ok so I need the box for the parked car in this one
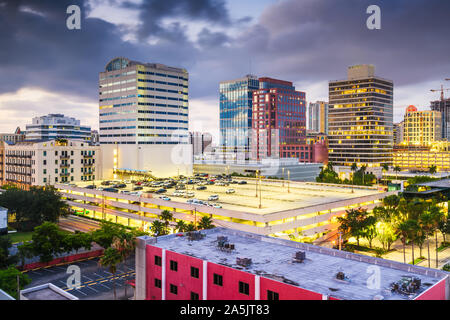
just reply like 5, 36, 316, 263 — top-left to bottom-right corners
238, 180, 247, 185
85, 185, 96, 189
155, 188, 167, 194
159, 196, 171, 201
121, 190, 132, 195
208, 194, 219, 201
103, 188, 119, 193
212, 204, 222, 209
101, 181, 111, 186
226, 189, 235, 194
184, 192, 195, 198
196, 186, 207, 190
133, 186, 143, 191
176, 184, 186, 190
113, 183, 127, 189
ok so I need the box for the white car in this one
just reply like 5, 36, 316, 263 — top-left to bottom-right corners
121, 190, 132, 195
159, 196, 171, 201
208, 194, 219, 201
129, 191, 143, 196
212, 204, 222, 209
226, 189, 235, 194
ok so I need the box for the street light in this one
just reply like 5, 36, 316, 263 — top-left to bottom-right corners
282, 167, 285, 187
255, 169, 259, 197
258, 175, 262, 209
287, 170, 290, 193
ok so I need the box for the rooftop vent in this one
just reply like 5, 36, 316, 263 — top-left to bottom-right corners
390, 276, 421, 295
336, 272, 346, 281
216, 236, 235, 253
293, 251, 306, 263
186, 231, 204, 241
236, 257, 252, 268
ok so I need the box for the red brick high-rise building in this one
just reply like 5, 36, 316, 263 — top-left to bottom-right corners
251, 77, 316, 162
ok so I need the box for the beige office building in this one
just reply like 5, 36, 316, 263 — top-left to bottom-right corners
2, 139, 100, 189
402, 105, 442, 146
328, 65, 393, 167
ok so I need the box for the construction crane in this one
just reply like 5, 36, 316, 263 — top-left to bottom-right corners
430, 84, 450, 101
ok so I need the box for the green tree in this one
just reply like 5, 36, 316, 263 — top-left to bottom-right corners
381, 163, 390, 184
396, 220, 410, 264
350, 163, 358, 191
429, 165, 437, 175
26, 222, 67, 263
99, 247, 122, 300
198, 216, 215, 230
176, 220, 187, 233
437, 216, 450, 244
376, 222, 397, 251
91, 220, 127, 249
159, 210, 173, 234
361, 216, 377, 248
419, 212, 435, 268
0, 266, 31, 299
185, 222, 197, 232
337, 208, 371, 246
0, 236, 18, 269
150, 220, 167, 237
0, 186, 70, 232
393, 166, 401, 180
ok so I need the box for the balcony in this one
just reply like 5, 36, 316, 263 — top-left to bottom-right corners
60, 163, 70, 168
83, 154, 93, 158
60, 172, 70, 177
82, 162, 94, 167
60, 155, 70, 160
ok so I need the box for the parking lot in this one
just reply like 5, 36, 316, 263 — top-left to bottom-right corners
74, 173, 379, 215
23, 256, 135, 300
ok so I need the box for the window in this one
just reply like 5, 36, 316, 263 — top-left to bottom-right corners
43, 169, 47, 175
43, 160, 46, 165
190, 292, 199, 300
71, 151, 74, 156
267, 290, 279, 300
213, 274, 223, 286
190, 266, 199, 279
154, 278, 161, 288
43, 151, 47, 156
154, 255, 162, 266
170, 284, 177, 295
170, 260, 178, 271
239, 281, 249, 295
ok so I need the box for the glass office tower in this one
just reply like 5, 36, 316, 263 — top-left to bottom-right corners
219, 75, 259, 159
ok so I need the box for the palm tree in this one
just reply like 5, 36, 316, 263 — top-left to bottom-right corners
360, 165, 367, 185
198, 216, 214, 230
176, 220, 187, 233
151, 220, 166, 237
99, 247, 122, 300
350, 163, 358, 192
396, 221, 409, 264
430, 204, 445, 268
429, 165, 437, 175
393, 166, 401, 180
160, 209, 173, 234
419, 212, 434, 268
381, 163, 390, 185
406, 219, 419, 264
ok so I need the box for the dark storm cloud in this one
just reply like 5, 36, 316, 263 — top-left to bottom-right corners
197, 28, 230, 48
0, 0, 200, 98
242, 0, 450, 86
1, 0, 450, 109
121, 0, 231, 41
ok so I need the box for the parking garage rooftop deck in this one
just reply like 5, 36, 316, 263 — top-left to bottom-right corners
144, 228, 449, 300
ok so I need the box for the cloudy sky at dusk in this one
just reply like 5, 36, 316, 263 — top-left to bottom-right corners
1, 0, 450, 142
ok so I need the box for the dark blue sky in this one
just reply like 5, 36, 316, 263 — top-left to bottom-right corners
0, 0, 449, 138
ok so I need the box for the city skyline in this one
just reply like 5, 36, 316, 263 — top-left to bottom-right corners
0, 0, 450, 139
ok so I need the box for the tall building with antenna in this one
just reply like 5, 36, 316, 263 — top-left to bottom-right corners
430, 81, 450, 139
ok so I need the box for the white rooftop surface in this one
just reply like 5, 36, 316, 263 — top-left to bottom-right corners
149, 228, 447, 300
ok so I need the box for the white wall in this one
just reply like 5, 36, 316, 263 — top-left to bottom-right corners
101, 144, 193, 179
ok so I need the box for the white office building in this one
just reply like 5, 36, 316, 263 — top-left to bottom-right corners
99, 57, 192, 178
25, 114, 91, 142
